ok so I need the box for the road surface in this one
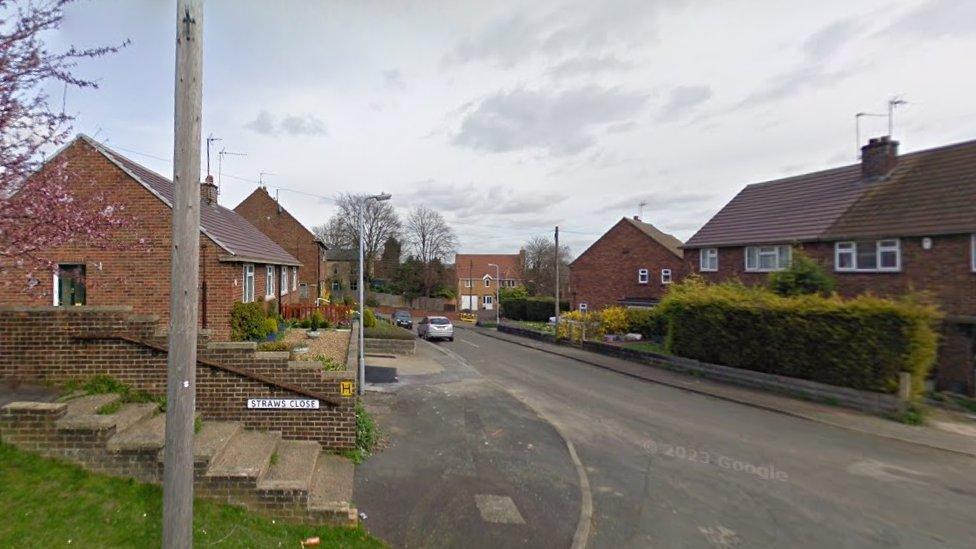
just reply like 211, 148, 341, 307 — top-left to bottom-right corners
441, 326, 976, 548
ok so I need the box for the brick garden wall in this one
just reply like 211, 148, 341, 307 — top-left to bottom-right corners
0, 306, 356, 449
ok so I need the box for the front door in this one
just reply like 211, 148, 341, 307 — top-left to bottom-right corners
483, 295, 493, 310
56, 264, 86, 306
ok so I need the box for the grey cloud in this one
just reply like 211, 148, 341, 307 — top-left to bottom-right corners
657, 85, 712, 122
606, 121, 638, 134
546, 55, 634, 80
738, 17, 860, 109
453, 86, 647, 156
244, 111, 327, 136
243, 110, 276, 135
445, 0, 668, 68
401, 181, 567, 220
881, 0, 976, 39
382, 69, 405, 91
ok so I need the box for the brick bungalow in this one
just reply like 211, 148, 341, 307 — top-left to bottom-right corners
569, 216, 685, 311
234, 186, 328, 303
0, 135, 301, 339
455, 253, 522, 311
683, 136, 976, 394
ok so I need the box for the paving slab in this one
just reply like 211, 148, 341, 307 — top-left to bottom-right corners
309, 453, 355, 509
206, 430, 281, 479
107, 412, 167, 452
192, 421, 243, 463
258, 439, 321, 491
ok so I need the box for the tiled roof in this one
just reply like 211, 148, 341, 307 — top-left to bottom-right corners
825, 140, 976, 239
624, 217, 684, 257
78, 135, 300, 266
684, 137, 976, 248
454, 253, 521, 280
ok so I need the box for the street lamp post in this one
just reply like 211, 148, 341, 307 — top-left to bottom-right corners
358, 192, 391, 396
487, 263, 500, 325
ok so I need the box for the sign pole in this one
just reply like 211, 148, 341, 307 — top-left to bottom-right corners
163, 1, 203, 547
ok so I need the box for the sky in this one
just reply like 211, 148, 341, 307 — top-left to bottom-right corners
51, 0, 976, 258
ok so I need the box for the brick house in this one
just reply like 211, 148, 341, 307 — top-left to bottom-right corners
683, 136, 976, 394
455, 253, 522, 311
0, 135, 301, 340
569, 216, 685, 311
234, 186, 328, 303
324, 248, 358, 303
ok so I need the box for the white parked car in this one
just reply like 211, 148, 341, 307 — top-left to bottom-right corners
418, 316, 454, 341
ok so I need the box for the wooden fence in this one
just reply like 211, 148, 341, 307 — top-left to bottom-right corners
281, 303, 354, 324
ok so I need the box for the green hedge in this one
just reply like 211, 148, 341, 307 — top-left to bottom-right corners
363, 322, 414, 340
501, 297, 569, 321
625, 308, 668, 341
658, 281, 939, 395
231, 302, 269, 341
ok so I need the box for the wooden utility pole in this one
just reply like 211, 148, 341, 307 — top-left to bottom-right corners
163, 1, 203, 547
554, 226, 560, 339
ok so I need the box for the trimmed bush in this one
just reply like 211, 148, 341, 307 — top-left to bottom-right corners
600, 306, 629, 334
625, 308, 668, 340
230, 302, 267, 341
502, 297, 569, 321
658, 279, 940, 395
768, 250, 836, 296
363, 323, 414, 340
309, 311, 325, 332
363, 308, 377, 328
260, 317, 279, 339
257, 341, 290, 352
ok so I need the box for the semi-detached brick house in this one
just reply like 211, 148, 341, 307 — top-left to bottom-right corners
233, 186, 328, 303
455, 253, 522, 311
0, 135, 301, 340
682, 136, 976, 395
569, 216, 685, 311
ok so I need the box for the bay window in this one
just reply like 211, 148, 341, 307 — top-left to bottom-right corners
834, 239, 900, 272
745, 245, 791, 272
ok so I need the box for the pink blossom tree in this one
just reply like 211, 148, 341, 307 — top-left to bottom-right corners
0, 0, 129, 288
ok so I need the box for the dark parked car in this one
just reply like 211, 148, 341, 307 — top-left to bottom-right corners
392, 310, 413, 330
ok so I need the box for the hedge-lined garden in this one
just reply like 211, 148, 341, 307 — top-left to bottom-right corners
657, 278, 940, 396
500, 297, 570, 321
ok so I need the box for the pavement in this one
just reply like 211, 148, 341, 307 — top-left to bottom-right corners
361, 325, 976, 548
354, 339, 581, 548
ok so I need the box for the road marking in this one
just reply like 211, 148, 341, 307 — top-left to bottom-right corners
475, 494, 525, 524
460, 339, 480, 348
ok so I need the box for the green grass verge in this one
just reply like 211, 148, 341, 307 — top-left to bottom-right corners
621, 341, 669, 355
363, 322, 414, 340
512, 321, 553, 334
342, 400, 379, 465
65, 375, 167, 414
0, 442, 384, 548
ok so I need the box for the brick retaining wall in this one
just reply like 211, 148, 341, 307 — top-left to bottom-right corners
0, 306, 356, 449
364, 337, 415, 355
497, 323, 904, 414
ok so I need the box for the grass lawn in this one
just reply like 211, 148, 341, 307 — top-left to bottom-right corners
0, 442, 385, 548
512, 320, 553, 334
621, 340, 669, 355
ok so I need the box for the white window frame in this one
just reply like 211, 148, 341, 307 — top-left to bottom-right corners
484, 276, 492, 288
661, 269, 672, 284
483, 295, 493, 305
464, 279, 471, 288
266, 265, 275, 297
579, 302, 588, 312
280, 267, 289, 295
292, 267, 298, 291
243, 264, 255, 303
833, 239, 901, 272
638, 268, 649, 284
700, 248, 718, 272
745, 245, 792, 272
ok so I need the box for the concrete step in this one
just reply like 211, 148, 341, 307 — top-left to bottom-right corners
307, 453, 355, 511
205, 430, 281, 480
107, 411, 166, 452
192, 421, 242, 465
109, 403, 159, 432
257, 440, 321, 492
56, 394, 122, 430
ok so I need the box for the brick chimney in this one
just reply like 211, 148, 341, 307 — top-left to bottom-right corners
861, 136, 898, 181
201, 175, 218, 205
